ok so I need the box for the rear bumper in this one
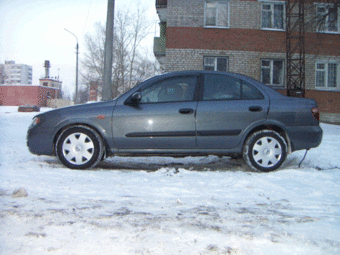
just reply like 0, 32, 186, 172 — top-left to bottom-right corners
288, 125, 323, 152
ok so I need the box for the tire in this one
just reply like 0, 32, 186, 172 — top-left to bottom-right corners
56, 126, 104, 169
243, 130, 287, 172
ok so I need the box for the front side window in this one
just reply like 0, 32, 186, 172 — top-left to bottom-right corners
262, 2, 285, 30
316, 5, 339, 33
204, 1, 229, 28
204, 57, 228, 72
203, 74, 264, 101
140, 76, 197, 103
261, 59, 284, 86
316, 62, 338, 89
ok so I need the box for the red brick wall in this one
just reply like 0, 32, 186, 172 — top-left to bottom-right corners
0, 86, 60, 107
166, 27, 340, 56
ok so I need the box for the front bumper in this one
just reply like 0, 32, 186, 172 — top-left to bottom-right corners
27, 126, 55, 156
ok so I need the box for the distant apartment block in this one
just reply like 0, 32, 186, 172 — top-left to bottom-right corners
0, 60, 33, 85
154, 0, 340, 122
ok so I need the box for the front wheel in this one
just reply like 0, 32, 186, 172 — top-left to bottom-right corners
243, 130, 287, 172
55, 126, 104, 169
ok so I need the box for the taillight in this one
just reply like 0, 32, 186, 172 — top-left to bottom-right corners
311, 107, 320, 121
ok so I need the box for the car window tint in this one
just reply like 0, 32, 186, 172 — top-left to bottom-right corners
140, 76, 197, 103
241, 81, 264, 100
204, 74, 241, 101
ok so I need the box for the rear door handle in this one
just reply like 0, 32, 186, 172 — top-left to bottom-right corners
179, 108, 194, 114
249, 106, 262, 112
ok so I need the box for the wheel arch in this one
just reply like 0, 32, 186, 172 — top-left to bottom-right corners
243, 123, 292, 154
52, 123, 111, 157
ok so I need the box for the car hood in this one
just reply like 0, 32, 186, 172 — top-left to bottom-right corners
34, 100, 117, 120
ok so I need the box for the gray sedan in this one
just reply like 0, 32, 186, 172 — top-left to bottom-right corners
27, 71, 322, 172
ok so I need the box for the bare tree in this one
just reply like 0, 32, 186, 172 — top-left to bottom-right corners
296, 0, 340, 59
78, 85, 90, 104
113, 10, 131, 95
134, 50, 161, 83
127, 4, 154, 90
81, 6, 160, 101
0, 65, 5, 84
304, 0, 340, 32
82, 22, 105, 92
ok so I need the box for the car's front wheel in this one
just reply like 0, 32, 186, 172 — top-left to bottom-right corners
55, 126, 104, 169
243, 130, 287, 172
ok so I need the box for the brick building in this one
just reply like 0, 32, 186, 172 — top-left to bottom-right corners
0, 59, 64, 107
88, 81, 102, 102
0, 85, 60, 107
154, 0, 340, 123
39, 78, 62, 91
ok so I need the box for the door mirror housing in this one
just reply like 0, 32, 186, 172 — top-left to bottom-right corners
129, 92, 142, 105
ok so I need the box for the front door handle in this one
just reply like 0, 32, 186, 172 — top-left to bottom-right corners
249, 106, 262, 112
179, 108, 194, 114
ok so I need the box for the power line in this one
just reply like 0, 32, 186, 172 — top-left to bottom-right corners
82, 0, 93, 36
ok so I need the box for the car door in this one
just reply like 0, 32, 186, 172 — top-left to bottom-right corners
112, 75, 198, 150
196, 73, 269, 149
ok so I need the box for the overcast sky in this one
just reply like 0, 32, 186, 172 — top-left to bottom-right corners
0, 0, 158, 97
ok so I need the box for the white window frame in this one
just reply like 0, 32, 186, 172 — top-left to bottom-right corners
203, 56, 228, 72
261, 59, 285, 87
261, 1, 285, 31
315, 4, 340, 34
204, 0, 230, 28
315, 62, 339, 90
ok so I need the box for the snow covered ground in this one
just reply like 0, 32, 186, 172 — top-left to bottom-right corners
0, 106, 339, 255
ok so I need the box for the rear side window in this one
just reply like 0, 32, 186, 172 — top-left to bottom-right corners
140, 76, 197, 103
242, 81, 264, 100
203, 74, 264, 101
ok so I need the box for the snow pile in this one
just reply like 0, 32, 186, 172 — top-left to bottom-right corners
0, 106, 339, 254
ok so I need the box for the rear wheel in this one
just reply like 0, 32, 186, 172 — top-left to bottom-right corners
56, 126, 104, 169
243, 130, 287, 172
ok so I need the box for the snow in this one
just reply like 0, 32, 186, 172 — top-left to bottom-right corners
0, 106, 339, 255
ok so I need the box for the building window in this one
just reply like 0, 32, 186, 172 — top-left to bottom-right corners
316, 5, 339, 33
316, 62, 338, 89
204, 57, 228, 72
204, 1, 229, 28
261, 2, 285, 30
261, 59, 284, 86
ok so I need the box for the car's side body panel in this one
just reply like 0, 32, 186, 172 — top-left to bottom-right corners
196, 99, 269, 149
267, 96, 322, 151
112, 100, 198, 149
27, 101, 117, 156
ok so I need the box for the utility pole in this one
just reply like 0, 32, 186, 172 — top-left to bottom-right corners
64, 28, 79, 104
102, 0, 115, 101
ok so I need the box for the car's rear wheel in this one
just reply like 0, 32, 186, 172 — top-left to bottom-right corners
56, 126, 104, 169
243, 130, 287, 172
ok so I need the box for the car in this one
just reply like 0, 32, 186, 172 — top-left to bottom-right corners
27, 71, 323, 172
18, 105, 40, 112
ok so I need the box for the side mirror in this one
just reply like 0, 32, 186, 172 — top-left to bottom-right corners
130, 92, 142, 104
